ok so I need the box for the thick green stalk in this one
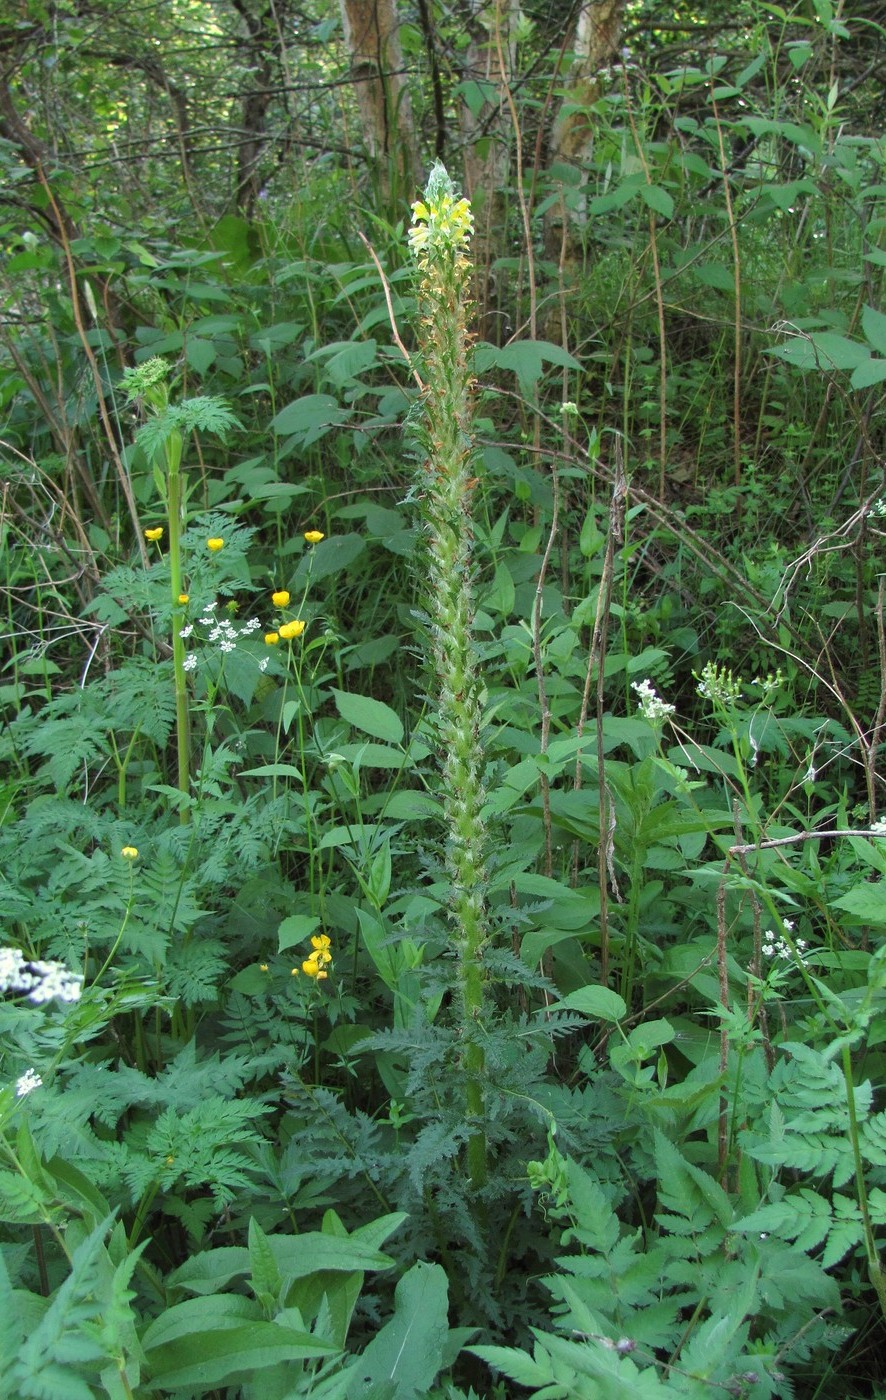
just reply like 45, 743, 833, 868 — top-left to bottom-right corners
409, 164, 489, 1188
165, 428, 191, 820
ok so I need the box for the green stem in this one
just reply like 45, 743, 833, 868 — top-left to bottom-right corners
165, 430, 191, 821
410, 165, 490, 1190
841, 1042, 886, 1319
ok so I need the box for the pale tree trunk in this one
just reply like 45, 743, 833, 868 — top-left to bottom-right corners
550, 0, 624, 168
458, 0, 522, 341
339, 0, 417, 198
541, 0, 625, 343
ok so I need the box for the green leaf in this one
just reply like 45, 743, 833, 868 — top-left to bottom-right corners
640, 184, 674, 219
475, 340, 580, 394
332, 689, 404, 744
170, 1234, 395, 1295
270, 393, 348, 445
145, 1319, 335, 1387
832, 883, 886, 923
350, 1261, 449, 1399
850, 358, 886, 389
862, 304, 886, 355
555, 986, 627, 1022
468, 1344, 555, 1389
248, 1217, 283, 1306
770, 331, 869, 373
278, 914, 322, 953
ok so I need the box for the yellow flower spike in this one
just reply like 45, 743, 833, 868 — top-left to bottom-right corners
304, 530, 325, 544
264, 632, 280, 645
272, 589, 291, 608
279, 619, 306, 641
178, 593, 189, 605
121, 845, 139, 860
207, 537, 225, 552
144, 527, 164, 542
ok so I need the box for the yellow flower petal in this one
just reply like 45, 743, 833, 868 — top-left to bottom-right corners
264, 632, 280, 645
178, 593, 189, 605
144, 527, 164, 541
279, 619, 306, 640
272, 589, 290, 608
121, 845, 139, 860
304, 530, 325, 544
207, 537, 225, 552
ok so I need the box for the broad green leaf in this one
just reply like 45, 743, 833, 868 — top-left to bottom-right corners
248, 1217, 283, 1305
351, 1261, 449, 1399
832, 884, 886, 923
862, 304, 886, 355
640, 183, 674, 218
332, 689, 404, 744
475, 340, 580, 393
270, 393, 348, 444
145, 1320, 335, 1387
278, 914, 322, 953
556, 986, 627, 1022
850, 358, 886, 389
294, 532, 365, 582
169, 1235, 395, 1296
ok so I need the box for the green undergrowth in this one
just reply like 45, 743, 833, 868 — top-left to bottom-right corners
2, 5, 886, 1397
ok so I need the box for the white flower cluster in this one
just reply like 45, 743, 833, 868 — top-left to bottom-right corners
870, 498, 886, 517
179, 602, 264, 673
870, 818, 886, 836
631, 678, 676, 723
0, 947, 83, 1004
16, 1068, 42, 1098
762, 921, 808, 964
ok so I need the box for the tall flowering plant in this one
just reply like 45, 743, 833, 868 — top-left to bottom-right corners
408, 164, 490, 1188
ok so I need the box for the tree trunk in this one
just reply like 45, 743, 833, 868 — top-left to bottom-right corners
338, 0, 417, 199
550, 0, 625, 170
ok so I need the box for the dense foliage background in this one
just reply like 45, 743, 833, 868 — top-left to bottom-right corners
2, 0, 886, 1396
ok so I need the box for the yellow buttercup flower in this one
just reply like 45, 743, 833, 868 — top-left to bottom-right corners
304, 530, 325, 544
264, 631, 280, 645
272, 589, 290, 608
279, 619, 306, 640
144, 527, 164, 542
178, 593, 189, 605
259, 963, 269, 972
121, 845, 139, 860
207, 537, 225, 552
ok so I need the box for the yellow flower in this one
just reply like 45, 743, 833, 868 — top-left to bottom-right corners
178, 593, 189, 605
408, 166, 473, 265
144, 527, 164, 542
272, 589, 290, 608
165, 1155, 175, 1166
121, 845, 139, 860
311, 933, 332, 951
207, 537, 225, 552
259, 963, 269, 972
291, 967, 299, 976
264, 631, 280, 645
304, 530, 325, 544
279, 619, 306, 640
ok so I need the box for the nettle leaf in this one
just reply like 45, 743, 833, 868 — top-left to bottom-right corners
332, 689, 404, 744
